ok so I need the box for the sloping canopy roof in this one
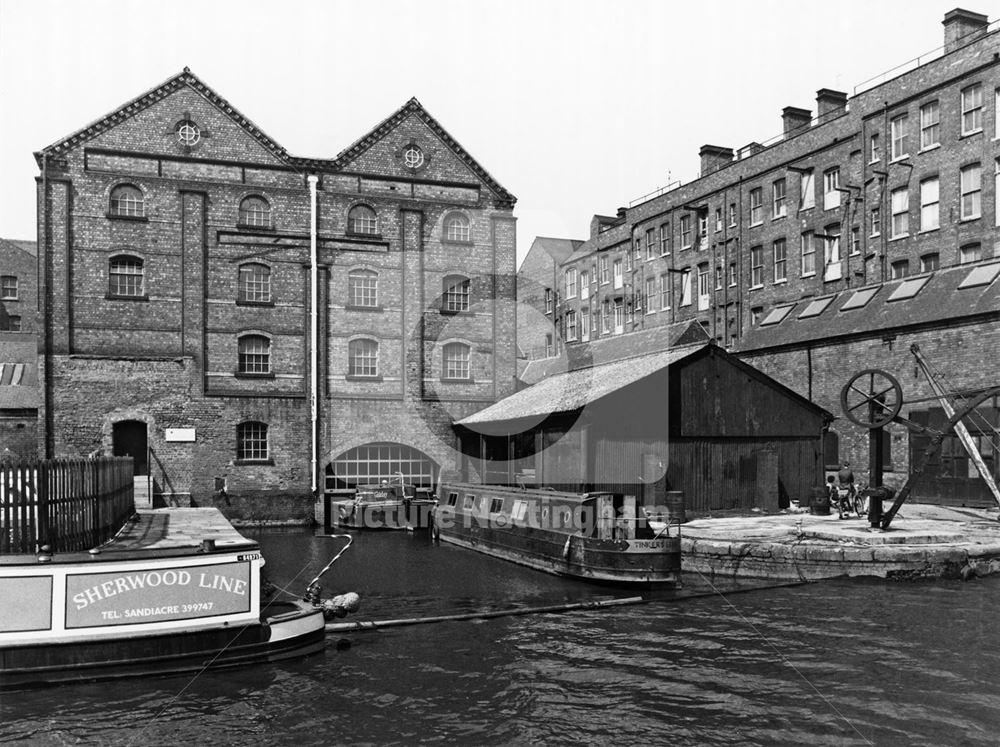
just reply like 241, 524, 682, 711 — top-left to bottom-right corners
459, 343, 708, 427
0, 238, 37, 258
0, 385, 39, 410
737, 260, 1000, 352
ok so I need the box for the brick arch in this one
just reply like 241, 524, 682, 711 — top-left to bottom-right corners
323, 441, 440, 490
99, 410, 157, 457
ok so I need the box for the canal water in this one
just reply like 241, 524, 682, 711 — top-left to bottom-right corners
2, 527, 1000, 746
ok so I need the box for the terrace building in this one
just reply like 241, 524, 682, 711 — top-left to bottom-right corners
526, 8, 1000, 504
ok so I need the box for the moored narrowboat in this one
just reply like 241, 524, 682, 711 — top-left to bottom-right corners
0, 508, 336, 690
433, 482, 681, 585
324, 476, 436, 531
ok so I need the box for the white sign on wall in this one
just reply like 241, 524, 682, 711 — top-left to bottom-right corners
164, 428, 196, 442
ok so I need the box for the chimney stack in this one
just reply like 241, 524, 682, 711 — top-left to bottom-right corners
699, 145, 734, 175
816, 89, 848, 121
782, 106, 812, 137
943, 8, 988, 53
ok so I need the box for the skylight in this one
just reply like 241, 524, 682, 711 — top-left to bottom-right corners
798, 296, 834, 319
958, 262, 1000, 289
760, 304, 795, 326
840, 286, 880, 311
887, 276, 930, 302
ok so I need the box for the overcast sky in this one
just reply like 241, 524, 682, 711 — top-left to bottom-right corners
0, 0, 963, 267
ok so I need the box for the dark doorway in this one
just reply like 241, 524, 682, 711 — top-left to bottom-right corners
113, 420, 148, 475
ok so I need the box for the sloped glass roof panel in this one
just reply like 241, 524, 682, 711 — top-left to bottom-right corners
958, 261, 1000, 289
887, 276, 930, 302
760, 304, 795, 326
798, 296, 835, 319
840, 286, 880, 311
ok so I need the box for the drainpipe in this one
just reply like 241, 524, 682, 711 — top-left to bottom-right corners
308, 175, 319, 494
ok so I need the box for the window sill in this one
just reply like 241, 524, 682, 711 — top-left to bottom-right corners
107, 213, 148, 223
772, 214, 787, 222
440, 377, 475, 384
346, 374, 383, 382
346, 230, 383, 240
106, 293, 149, 302
440, 308, 473, 316
888, 234, 909, 242
748, 284, 763, 292
960, 129, 983, 139
345, 304, 383, 312
442, 238, 474, 246
890, 156, 909, 164
236, 299, 275, 307
1, 296, 18, 302
959, 216, 981, 223
234, 458, 274, 466
749, 221, 763, 228
917, 144, 940, 154
773, 278, 788, 285
799, 206, 815, 213
917, 227, 940, 235
680, 245, 692, 251
870, 233, 881, 239
234, 372, 275, 380
237, 223, 275, 232
801, 272, 816, 279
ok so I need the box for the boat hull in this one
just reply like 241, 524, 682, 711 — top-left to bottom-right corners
325, 498, 435, 532
0, 601, 326, 690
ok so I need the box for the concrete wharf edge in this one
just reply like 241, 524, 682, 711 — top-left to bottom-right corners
678, 505, 1000, 581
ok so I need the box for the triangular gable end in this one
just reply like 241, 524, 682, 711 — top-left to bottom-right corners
322, 98, 516, 209
35, 68, 291, 167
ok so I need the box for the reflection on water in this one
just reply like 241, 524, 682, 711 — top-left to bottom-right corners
2, 528, 999, 746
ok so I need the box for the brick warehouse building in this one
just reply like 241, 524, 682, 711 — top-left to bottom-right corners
525, 8, 1000, 504
35, 69, 517, 518
0, 239, 39, 460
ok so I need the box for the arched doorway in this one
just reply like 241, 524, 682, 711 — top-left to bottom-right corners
113, 420, 148, 476
325, 442, 438, 491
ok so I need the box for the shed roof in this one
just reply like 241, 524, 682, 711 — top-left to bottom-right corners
0, 385, 39, 410
737, 260, 1000, 352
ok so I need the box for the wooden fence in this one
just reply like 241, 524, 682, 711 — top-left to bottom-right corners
0, 457, 134, 554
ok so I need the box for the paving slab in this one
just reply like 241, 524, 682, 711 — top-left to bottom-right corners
678, 504, 1000, 581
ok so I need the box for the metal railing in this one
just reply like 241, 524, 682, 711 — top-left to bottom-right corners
0, 457, 135, 554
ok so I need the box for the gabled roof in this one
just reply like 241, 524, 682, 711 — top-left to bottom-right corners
458, 343, 709, 427
525, 237, 584, 265
303, 97, 515, 208
0, 239, 37, 258
737, 260, 1000, 352
36, 68, 291, 165
567, 319, 711, 370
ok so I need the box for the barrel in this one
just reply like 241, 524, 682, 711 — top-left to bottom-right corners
809, 486, 830, 515
665, 491, 686, 524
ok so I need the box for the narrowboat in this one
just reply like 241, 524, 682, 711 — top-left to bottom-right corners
324, 475, 436, 532
0, 508, 338, 690
433, 482, 681, 585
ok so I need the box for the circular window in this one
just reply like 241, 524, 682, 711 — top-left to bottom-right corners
403, 146, 424, 169
176, 120, 201, 146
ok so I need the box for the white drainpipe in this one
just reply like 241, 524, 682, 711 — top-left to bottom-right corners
308, 175, 319, 494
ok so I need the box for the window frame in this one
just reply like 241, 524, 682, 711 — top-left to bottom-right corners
679, 215, 693, 249
750, 246, 764, 288
919, 178, 940, 231
799, 170, 815, 210
890, 114, 909, 160
348, 204, 379, 236
347, 337, 380, 378
961, 83, 983, 135
919, 101, 940, 150
237, 334, 272, 376
890, 187, 909, 238
238, 195, 272, 229
772, 179, 787, 218
960, 163, 982, 220
443, 212, 472, 243
108, 255, 146, 299
773, 238, 787, 283
442, 275, 472, 314
823, 168, 841, 211
238, 262, 273, 305
0, 275, 18, 301
347, 269, 379, 309
749, 187, 763, 226
801, 232, 816, 277
442, 342, 471, 381
109, 184, 145, 219
236, 421, 269, 462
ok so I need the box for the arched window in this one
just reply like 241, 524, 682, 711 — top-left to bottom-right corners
236, 421, 268, 461
442, 342, 471, 381
237, 334, 271, 375
348, 205, 378, 235
109, 185, 144, 217
347, 269, 378, 308
108, 255, 144, 297
444, 212, 471, 242
239, 196, 272, 228
238, 263, 272, 303
325, 442, 438, 490
442, 275, 470, 313
348, 338, 379, 377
